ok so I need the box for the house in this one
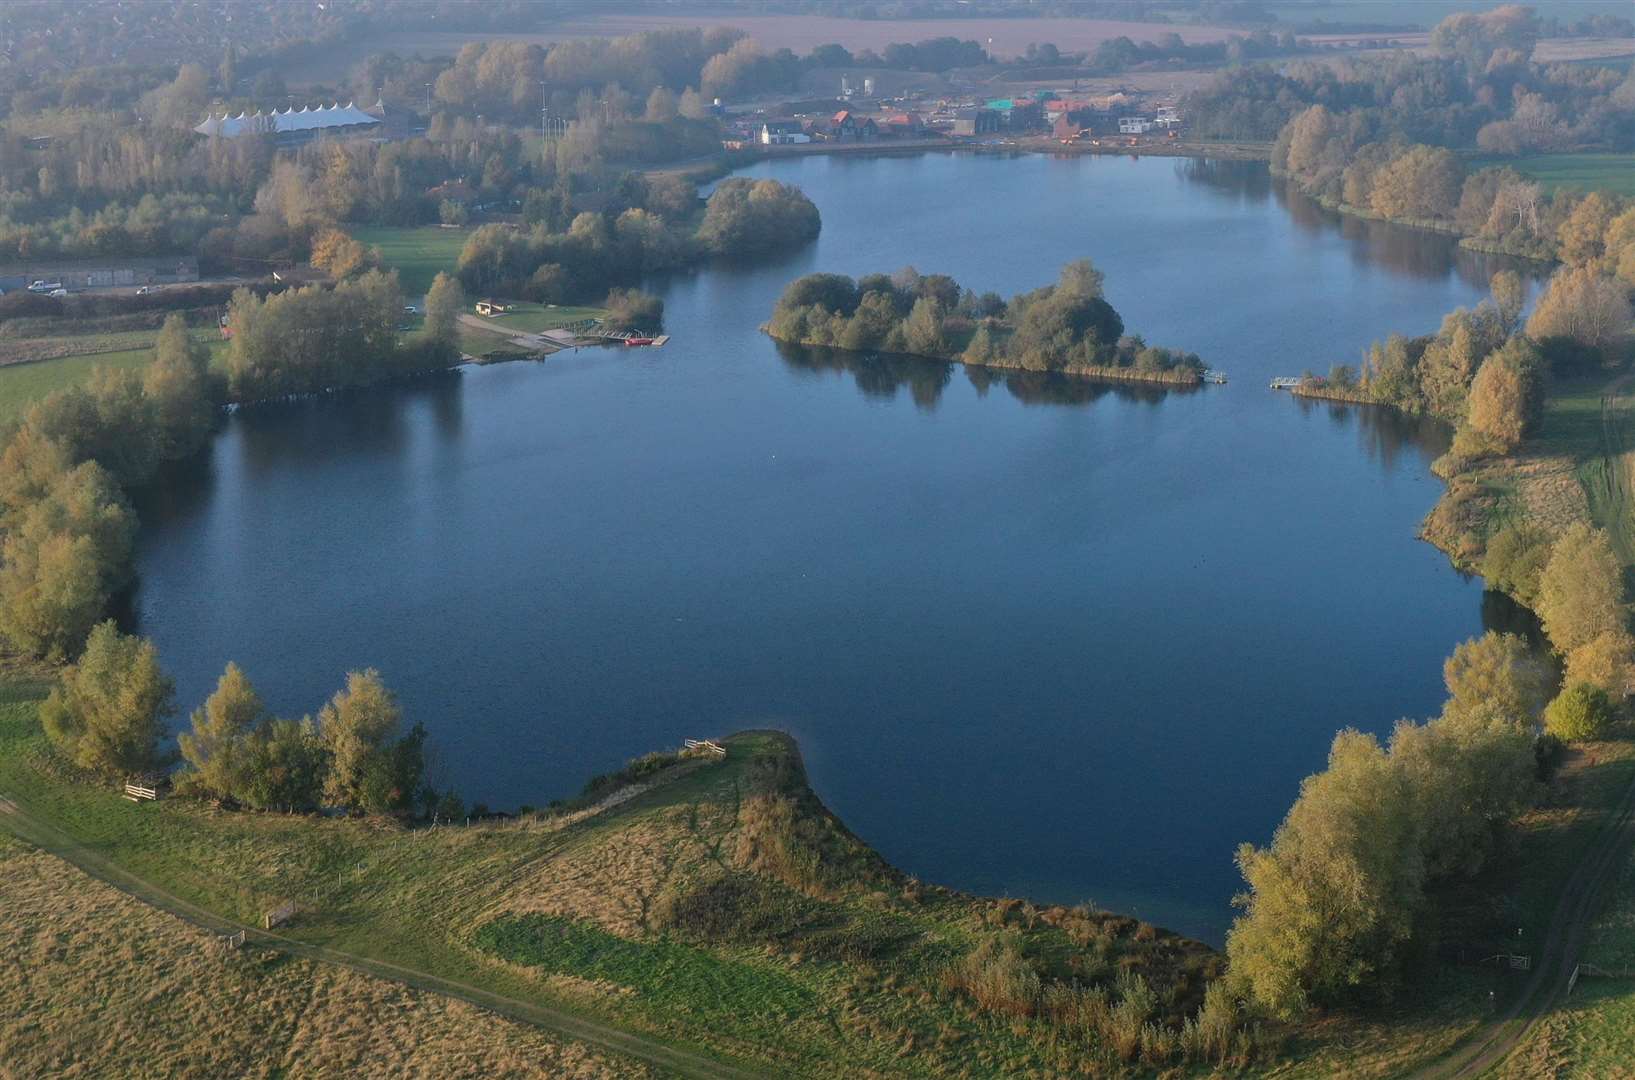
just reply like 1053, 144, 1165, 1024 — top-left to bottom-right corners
475, 299, 512, 317
951, 108, 1001, 137
1119, 117, 1155, 135
1155, 106, 1182, 129
822, 110, 877, 141
759, 120, 810, 145
879, 111, 925, 137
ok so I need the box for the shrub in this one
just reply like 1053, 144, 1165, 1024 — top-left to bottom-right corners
1545, 682, 1614, 742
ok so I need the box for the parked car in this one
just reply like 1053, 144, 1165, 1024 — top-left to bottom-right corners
27, 280, 63, 293
136, 285, 155, 296
404, 304, 419, 315
49, 288, 69, 297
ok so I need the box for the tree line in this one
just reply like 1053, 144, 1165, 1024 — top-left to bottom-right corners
0, 273, 462, 662
1227, 521, 1629, 1017
41, 622, 439, 817
767, 260, 1206, 383
455, 177, 820, 302
1186, 6, 1635, 149
1273, 102, 1635, 264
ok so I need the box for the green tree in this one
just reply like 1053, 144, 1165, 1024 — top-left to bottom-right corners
1537, 523, 1625, 656
1442, 631, 1552, 727
39, 621, 174, 777
1226, 729, 1423, 1018
240, 717, 326, 812
0, 461, 135, 659
1490, 269, 1527, 338
1544, 682, 1614, 742
1482, 523, 1551, 606
424, 271, 465, 347
178, 662, 267, 800
319, 669, 414, 811
902, 296, 949, 356
143, 314, 217, 460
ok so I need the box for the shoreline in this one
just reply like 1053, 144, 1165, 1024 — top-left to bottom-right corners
726, 135, 1273, 166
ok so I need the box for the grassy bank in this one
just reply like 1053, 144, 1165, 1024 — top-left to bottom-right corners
0, 681, 1232, 1077
0, 328, 228, 425
1422, 370, 1634, 572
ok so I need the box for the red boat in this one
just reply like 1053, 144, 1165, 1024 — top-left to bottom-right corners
623, 337, 655, 346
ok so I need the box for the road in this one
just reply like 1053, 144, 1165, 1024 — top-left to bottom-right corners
1408, 751, 1635, 1079
0, 789, 763, 1080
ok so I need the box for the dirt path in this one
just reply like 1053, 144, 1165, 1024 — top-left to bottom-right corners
1408, 756, 1635, 1079
0, 789, 762, 1080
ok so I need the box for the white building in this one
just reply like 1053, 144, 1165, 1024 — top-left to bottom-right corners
760, 121, 811, 145
1118, 117, 1155, 135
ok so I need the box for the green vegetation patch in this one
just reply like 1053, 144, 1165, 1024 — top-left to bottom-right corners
1472, 153, 1635, 197
351, 225, 472, 295
0, 332, 226, 425
475, 913, 815, 1021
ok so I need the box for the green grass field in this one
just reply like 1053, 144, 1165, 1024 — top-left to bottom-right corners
0, 330, 227, 425
351, 225, 472, 295
1471, 153, 1635, 197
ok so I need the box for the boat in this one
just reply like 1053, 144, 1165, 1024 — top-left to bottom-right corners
623, 337, 656, 347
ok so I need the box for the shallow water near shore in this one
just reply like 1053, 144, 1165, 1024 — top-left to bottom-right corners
133, 153, 1535, 943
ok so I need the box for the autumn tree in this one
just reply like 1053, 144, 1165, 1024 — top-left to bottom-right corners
1368, 146, 1463, 222
1442, 631, 1552, 727
1525, 265, 1633, 356
178, 662, 268, 800
1465, 337, 1543, 449
310, 227, 372, 279
1226, 730, 1423, 1017
318, 669, 423, 813
40, 621, 174, 777
1556, 192, 1617, 267
1536, 523, 1625, 657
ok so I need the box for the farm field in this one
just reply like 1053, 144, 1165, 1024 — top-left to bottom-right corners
1471, 153, 1635, 196
352, 224, 473, 295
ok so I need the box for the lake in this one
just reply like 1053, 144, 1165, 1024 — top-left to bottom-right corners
132, 153, 1532, 943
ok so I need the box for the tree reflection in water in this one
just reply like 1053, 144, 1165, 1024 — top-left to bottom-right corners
773, 340, 1199, 411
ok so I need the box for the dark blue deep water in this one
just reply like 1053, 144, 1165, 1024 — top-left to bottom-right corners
133, 154, 1533, 942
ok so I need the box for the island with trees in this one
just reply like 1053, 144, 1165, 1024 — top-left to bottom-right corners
765, 260, 1207, 386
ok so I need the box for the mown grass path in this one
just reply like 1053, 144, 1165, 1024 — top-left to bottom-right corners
1408, 750, 1635, 1079
0, 787, 762, 1080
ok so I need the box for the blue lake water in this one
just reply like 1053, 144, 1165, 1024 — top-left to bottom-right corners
133, 153, 1534, 942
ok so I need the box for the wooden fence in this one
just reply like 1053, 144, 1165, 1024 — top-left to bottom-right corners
122, 782, 159, 802
684, 738, 726, 756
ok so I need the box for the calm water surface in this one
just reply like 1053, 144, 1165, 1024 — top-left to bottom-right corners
134, 154, 1531, 942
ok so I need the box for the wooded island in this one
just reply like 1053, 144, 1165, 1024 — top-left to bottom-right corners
765, 260, 1207, 386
